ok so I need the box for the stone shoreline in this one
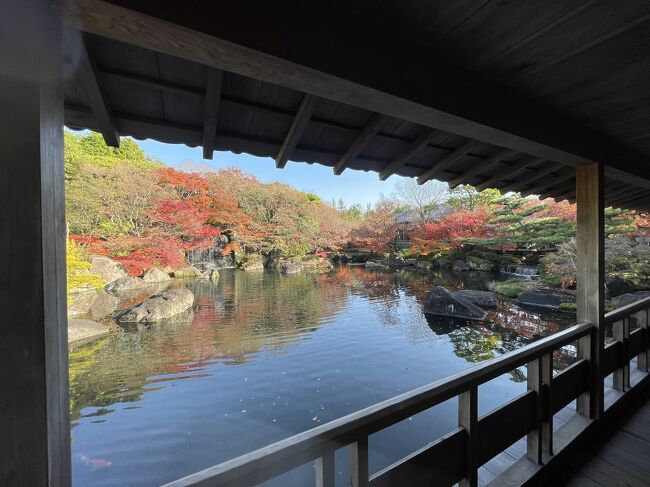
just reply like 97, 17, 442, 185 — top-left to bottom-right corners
68, 318, 110, 349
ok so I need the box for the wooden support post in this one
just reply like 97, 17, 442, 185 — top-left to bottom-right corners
576, 163, 605, 420
0, 0, 70, 485
349, 437, 369, 487
459, 387, 478, 487
527, 355, 553, 464
315, 450, 335, 487
613, 319, 630, 391
638, 310, 649, 372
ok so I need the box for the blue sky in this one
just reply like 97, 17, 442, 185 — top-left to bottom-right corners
136, 139, 408, 207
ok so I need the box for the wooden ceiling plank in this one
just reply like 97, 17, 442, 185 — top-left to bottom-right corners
333, 113, 386, 175
202, 68, 223, 160
379, 129, 436, 180
275, 94, 315, 169
416, 139, 482, 185
77, 33, 119, 147
447, 148, 517, 189
498, 162, 562, 193
475, 157, 542, 191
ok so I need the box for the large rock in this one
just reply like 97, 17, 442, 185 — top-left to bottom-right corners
610, 291, 650, 309
194, 262, 220, 281
281, 262, 302, 274
68, 288, 99, 316
90, 290, 119, 319
516, 287, 576, 310
142, 267, 172, 283
172, 267, 200, 278
452, 260, 470, 272
68, 318, 110, 348
106, 276, 146, 293
423, 286, 487, 320
365, 261, 388, 269
453, 290, 498, 309
118, 288, 195, 324
90, 256, 127, 285
240, 253, 265, 271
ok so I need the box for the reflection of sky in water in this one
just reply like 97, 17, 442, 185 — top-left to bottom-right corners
69, 268, 574, 486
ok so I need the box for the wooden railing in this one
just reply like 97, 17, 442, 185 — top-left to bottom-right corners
165, 297, 650, 487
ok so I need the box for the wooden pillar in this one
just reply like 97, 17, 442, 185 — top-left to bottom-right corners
575, 163, 605, 420
0, 1, 70, 486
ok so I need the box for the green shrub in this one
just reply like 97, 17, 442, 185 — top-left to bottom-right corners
493, 279, 536, 299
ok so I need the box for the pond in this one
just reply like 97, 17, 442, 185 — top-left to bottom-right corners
69, 267, 574, 486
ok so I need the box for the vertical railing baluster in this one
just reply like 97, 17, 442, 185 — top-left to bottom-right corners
349, 437, 368, 487
637, 309, 649, 372
577, 325, 597, 418
315, 449, 335, 487
613, 318, 629, 391
527, 354, 553, 464
459, 387, 478, 487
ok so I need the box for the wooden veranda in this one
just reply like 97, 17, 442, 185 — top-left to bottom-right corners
1, 1, 649, 486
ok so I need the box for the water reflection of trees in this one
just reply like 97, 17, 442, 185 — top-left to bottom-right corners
69, 271, 349, 421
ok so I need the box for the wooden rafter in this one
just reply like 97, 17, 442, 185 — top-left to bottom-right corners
475, 157, 542, 192
447, 148, 516, 189
379, 129, 436, 180
520, 169, 575, 197
202, 68, 223, 160
76, 32, 119, 146
498, 163, 562, 194
334, 113, 385, 175
276, 94, 315, 169
416, 140, 481, 185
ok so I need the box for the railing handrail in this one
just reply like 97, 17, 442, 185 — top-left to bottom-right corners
164, 322, 593, 487
605, 296, 650, 323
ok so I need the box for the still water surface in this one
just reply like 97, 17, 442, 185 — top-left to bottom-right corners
69, 267, 572, 486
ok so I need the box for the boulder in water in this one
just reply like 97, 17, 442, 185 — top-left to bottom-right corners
365, 261, 387, 269
423, 286, 487, 320
106, 276, 147, 293
452, 260, 470, 272
142, 267, 172, 283
194, 262, 220, 281
281, 262, 302, 274
118, 288, 194, 324
68, 318, 110, 348
90, 290, 119, 319
453, 290, 497, 309
516, 287, 575, 310
90, 256, 127, 285
172, 267, 201, 278
68, 288, 99, 317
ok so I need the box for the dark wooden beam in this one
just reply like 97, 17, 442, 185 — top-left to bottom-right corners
275, 94, 315, 169
416, 140, 481, 185
202, 68, 223, 160
67, 0, 650, 183
333, 113, 385, 175
447, 148, 516, 189
611, 191, 650, 207
607, 185, 646, 200
546, 179, 577, 198
1, 0, 71, 485
476, 157, 543, 192
379, 129, 436, 181
498, 163, 563, 194
74, 31, 119, 147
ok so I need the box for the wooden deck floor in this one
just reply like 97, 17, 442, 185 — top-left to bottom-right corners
552, 388, 650, 487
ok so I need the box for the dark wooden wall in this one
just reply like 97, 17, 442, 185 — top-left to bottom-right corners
0, 0, 70, 485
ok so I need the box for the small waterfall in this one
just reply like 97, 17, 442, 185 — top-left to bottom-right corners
187, 245, 236, 269
501, 264, 539, 278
